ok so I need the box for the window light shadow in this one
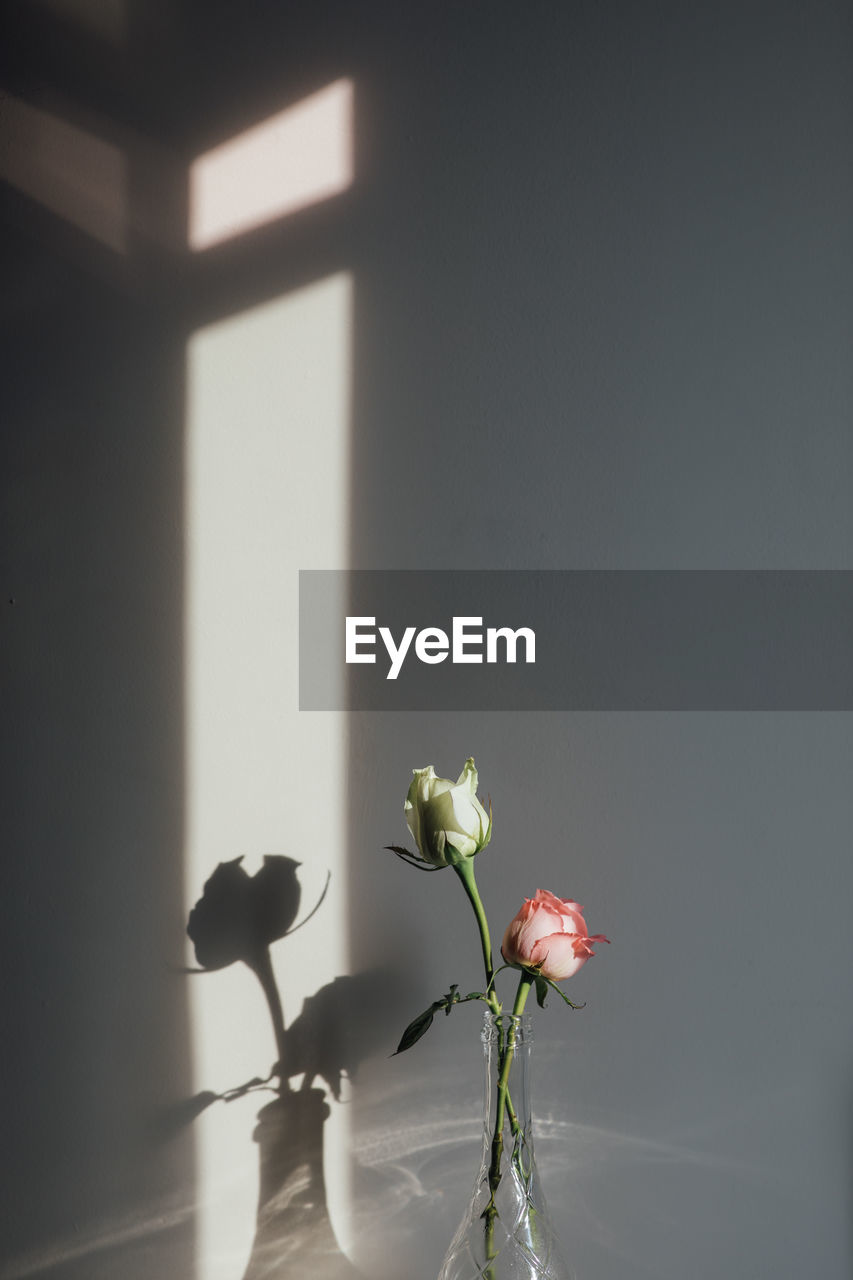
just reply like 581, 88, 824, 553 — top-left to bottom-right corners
188, 79, 354, 252
0, 93, 127, 252
184, 70, 357, 1280
184, 269, 354, 1278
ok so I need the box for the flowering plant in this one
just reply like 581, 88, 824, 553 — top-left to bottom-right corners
388, 757, 609, 1271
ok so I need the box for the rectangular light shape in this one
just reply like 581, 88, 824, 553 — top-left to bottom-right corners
189, 79, 353, 250
185, 272, 353, 1278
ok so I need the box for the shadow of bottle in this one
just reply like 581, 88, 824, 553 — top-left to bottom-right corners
242, 1087, 361, 1280
182, 855, 379, 1280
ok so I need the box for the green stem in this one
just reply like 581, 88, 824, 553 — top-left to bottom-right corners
451, 858, 501, 1015
483, 972, 534, 1276
493, 973, 533, 1144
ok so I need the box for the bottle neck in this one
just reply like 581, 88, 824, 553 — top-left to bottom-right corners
480, 1013, 535, 1169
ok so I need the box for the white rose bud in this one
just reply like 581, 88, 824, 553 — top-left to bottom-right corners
404, 757, 491, 867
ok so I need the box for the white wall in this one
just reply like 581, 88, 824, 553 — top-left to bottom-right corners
1, 3, 851, 1278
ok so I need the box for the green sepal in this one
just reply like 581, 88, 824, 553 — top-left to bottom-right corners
541, 974, 586, 1010
385, 844, 442, 872
535, 976, 550, 1008
485, 962, 512, 995
481, 797, 493, 850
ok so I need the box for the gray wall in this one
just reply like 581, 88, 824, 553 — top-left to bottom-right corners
2, 3, 851, 1278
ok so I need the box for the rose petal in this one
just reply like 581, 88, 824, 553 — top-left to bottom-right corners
530, 932, 589, 981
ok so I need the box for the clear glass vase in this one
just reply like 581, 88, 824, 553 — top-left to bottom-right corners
438, 1013, 574, 1280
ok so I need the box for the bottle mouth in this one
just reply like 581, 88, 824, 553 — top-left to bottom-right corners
481, 1010, 534, 1043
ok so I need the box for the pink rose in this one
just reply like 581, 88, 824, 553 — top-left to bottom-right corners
501, 889, 610, 981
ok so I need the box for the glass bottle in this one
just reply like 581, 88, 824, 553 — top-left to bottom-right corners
438, 1013, 574, 1280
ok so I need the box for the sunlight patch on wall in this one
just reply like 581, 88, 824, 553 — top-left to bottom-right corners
188, 79, 353, 251
0, 93, 126, 251
185, 273, 352, 1280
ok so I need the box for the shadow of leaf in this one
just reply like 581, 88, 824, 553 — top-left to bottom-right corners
284, 970, 395, 1100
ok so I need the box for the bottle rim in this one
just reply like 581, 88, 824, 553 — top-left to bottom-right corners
480, 1009, 534, 1042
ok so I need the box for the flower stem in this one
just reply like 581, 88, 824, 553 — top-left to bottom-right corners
451, 858, 500, 1015
483, 972, 534, 1276
493, 973, 533, 1151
